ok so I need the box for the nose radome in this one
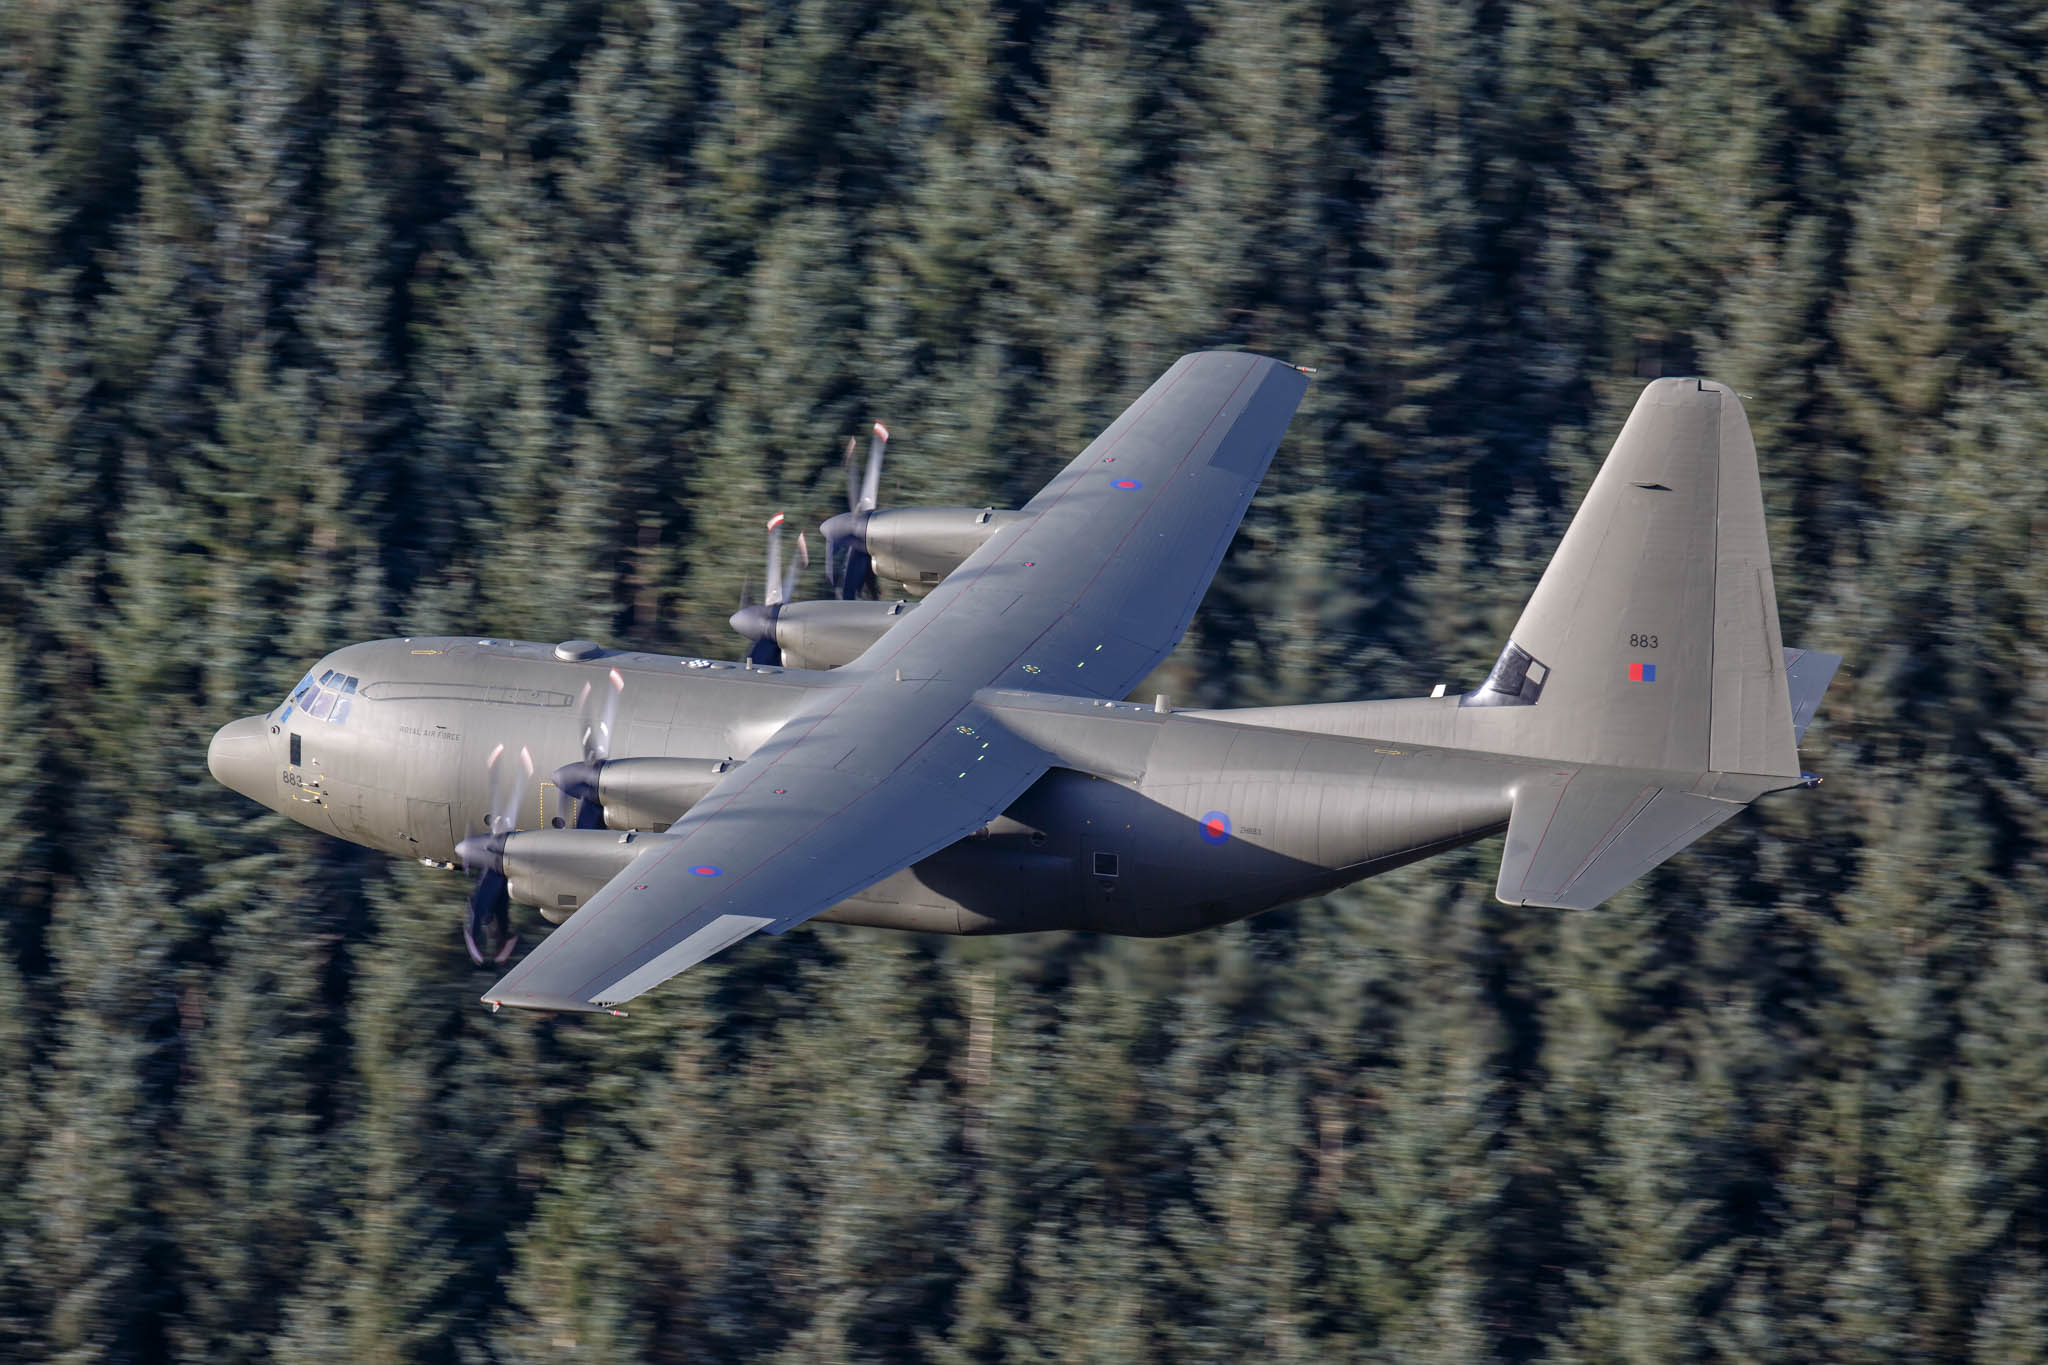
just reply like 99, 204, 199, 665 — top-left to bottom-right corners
208, 715, 275, 803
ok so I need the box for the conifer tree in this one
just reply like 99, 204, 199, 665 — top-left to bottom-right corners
14, 862, 185, 1365
1303, 0, 1486, 701
1158, 1063, 1316, 1361
166, 875, 335, 1365
1548, 1059, 1737, 1365
1002, 2, 1153, 457
1330, 898, 1504, 1353
0, 950, 38, 1358
491, 1135, 648, 1363
1971, 1255, 2048, 1365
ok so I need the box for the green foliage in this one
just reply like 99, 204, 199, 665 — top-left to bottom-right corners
2, 2, 2043, 1360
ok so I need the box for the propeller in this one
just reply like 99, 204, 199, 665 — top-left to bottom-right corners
553, 666, 627, 831
455, 742, 533, 965
822, 421, 887, 600
728, 513, 808, 666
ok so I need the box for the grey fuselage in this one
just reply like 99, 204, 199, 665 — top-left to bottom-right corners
210, 636, 1524, 937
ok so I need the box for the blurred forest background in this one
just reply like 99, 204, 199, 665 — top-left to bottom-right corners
3, 0, 2046, 1361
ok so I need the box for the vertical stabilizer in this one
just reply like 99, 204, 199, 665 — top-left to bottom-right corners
1465, 379, 1799, 778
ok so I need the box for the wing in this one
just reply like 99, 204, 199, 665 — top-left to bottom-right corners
484, 352, 1309, 1011
483, 689, 1050, 1012
852, 351, 1310, 698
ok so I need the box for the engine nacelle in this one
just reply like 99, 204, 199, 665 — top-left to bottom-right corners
593, 756, 742, 832
865, 507, 1028, 597
772, 599, 914, 669
501, 828, 654, 923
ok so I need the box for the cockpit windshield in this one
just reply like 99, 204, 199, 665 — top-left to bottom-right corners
280, 668, 360, 725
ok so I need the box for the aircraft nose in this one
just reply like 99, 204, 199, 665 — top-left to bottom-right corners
208, 715, 275, 802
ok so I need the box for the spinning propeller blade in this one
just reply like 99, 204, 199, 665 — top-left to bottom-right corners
824, 421, 888, 600
554, 667, 626, 831
764, 512, 786, 607
730, 514, 806, 666
788, 530, 809, 604
860, 422, 888, 513
839, 435, 861, 532
457, 744, 533, 964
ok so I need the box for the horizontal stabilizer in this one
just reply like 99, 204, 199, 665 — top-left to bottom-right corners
1782, 647, 1842, 744
1497, 770, 1745, 910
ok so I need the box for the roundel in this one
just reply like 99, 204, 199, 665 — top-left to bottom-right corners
1111, 477, 1143, 490
1199, 810, 1232, 845
690, 864, 722, 877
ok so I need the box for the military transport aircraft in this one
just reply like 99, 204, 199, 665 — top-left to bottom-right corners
208, 352, 1840, 1015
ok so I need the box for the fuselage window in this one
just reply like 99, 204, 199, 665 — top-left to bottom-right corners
306, 688, 336, 721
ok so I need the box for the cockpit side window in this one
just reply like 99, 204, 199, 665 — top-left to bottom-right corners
280, 672, 316, 722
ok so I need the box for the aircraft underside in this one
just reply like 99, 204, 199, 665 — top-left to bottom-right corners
511, 760, 1513, 940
